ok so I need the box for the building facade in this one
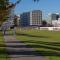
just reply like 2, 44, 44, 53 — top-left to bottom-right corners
20, 10, 42, 27
51, 13, 60, 20
48, 13, 60, 25
30, 10, 42, 26
20, 12, 30, 27
52, 18, 60, 27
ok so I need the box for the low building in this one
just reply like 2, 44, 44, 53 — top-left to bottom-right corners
52, 18, 60, 27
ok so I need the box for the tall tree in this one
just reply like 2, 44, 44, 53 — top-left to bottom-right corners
0, 0, 10, 26
0, 0, 39, 26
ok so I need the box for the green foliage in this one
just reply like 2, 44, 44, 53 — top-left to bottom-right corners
0, 0, 9, 9
0, 0, 10, 25
16, 29, 60, 42
0, 0, 39, 26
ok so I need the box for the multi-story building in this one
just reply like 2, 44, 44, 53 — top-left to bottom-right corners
20, 12, 30, 27
20, 10, 42, 27
30, 10, 42, 26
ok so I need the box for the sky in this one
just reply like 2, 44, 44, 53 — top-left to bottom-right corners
10, 0, 60, 19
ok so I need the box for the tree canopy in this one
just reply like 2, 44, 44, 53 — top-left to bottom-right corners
0, 0, 39, 26
0, 0, 10, 26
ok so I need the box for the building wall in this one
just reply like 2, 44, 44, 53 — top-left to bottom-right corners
20, 12, 30, 27
50, 13, 60, 21
48, 13, 60, 25
20, 10, 42, 27
30, 10, 42, 26
51, 14, 59, 20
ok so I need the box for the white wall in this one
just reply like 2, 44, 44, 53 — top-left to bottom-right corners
36, 27, 60, 31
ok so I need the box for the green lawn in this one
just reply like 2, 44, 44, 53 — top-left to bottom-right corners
48, 56, 60, 60
16, 29, 60, 42
0, 31, 9, 60
16, 28, 60, 60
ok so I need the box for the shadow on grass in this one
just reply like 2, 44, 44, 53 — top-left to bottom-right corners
1, 45, 60, 57
5, 40, 60, 56
6, 43, 60, 51
16, 33, 49, 38
2, 32, 49, 39
4, 40, 60, 51
0, 50, 6, 54
1, 41, 59, 56
0, 48, 8, 58
7, 50, 60, 56
19, 40, 60, 47
2, 31, 60, 56
3, 32, 49, 38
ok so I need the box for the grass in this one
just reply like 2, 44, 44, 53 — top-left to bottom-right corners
16, 28, 60, 42
0, 31, 9, 60
48, 56, 60, 60
16, 28, 60, 60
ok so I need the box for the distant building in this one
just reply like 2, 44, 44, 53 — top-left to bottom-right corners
52, 18, 60, 27
20, 12, 30, 27
20, 10, 42, 27
30, 10, 42, 26
51, 13, 60, 20
48, 13, 60, 26
16, 15, 20, 26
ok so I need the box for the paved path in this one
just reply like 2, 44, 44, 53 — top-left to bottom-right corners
4, 31, 49, 60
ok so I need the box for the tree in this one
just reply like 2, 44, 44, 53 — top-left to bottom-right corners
0, 0, 39, 25
0, 0, 9, 26
0, 0, 21, 26
42, 20, 47, 27
0, 0, 40, 35
0, 0, 39, 26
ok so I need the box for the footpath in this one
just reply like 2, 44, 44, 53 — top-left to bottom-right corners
4, 31, 49, 60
